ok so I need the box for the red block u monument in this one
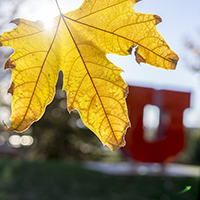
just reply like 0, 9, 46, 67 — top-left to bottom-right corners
123, 85, 190, 163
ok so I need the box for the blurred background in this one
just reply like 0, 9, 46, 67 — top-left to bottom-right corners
0, 0, 200, 199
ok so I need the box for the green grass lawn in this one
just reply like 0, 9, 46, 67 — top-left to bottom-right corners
0, 159, 199, 200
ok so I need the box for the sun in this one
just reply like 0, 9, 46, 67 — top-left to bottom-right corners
26, 1, 59, 28
17, 0, 84, 29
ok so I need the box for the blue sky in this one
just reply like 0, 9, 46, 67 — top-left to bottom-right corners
3, 0, 200, 127
127, 0, 200, 127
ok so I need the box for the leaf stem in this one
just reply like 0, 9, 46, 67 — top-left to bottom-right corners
55, 0, 62, 16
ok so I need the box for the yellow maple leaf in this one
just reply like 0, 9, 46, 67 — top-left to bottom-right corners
0, 0, 178, 150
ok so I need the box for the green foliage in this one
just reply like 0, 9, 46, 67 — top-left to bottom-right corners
0, 159, 198, 200
178, 129, 200, 165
